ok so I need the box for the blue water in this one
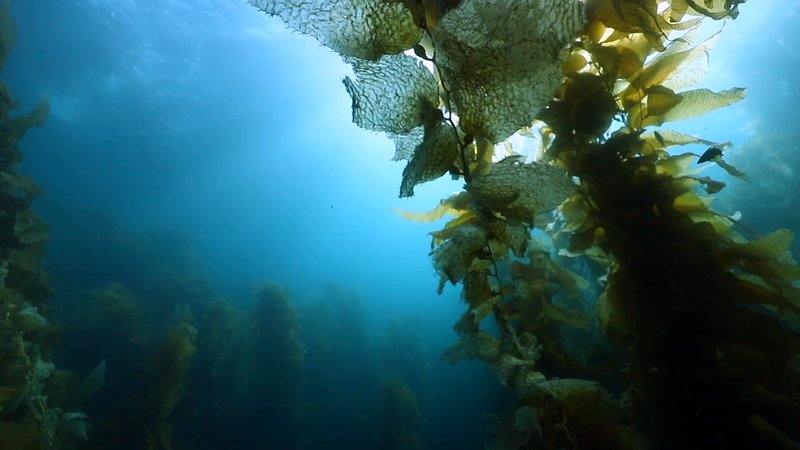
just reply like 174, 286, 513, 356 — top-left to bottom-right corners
5, 0, 799, 449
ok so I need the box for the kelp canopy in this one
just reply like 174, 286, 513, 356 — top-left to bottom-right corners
251, 0, 800, 449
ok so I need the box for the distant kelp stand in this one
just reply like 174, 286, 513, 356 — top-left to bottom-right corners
250, 0, 800, 448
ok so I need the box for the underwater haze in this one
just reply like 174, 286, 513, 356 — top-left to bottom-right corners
3, 0, 800, 449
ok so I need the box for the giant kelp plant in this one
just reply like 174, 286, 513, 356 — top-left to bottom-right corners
0, 1, 91, 448
251, 0, 800, 449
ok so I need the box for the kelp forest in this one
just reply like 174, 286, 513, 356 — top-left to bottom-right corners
2, 0, 800, 449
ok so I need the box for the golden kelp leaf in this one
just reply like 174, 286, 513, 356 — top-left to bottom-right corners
616, 46, 647, 80
642, 129, 721, 149
249, 0, 421, 61
714, 159, 749, 182
430, 210, 480, 246
661, 87, 746, 123
728, 229, 794, 260
343, 54, 438, 134
468, 157, 577, 224
562, 52, 588, 74
399, 120, 460, 197
593, 32, 653, 79
560, 194, 592, 233
672, 192, 714, 213
432, 0, 584, 141
683, 0, 744, 20
470, 137, 495, 178
394, 191, 471, 222
588, 0, 669, 50
688, 211, 743, 240
655, 152, 698, 177
672, 176, 699, 196
743, 259, 800, 287
662, 32, 720, 92
669, 0, 690, 21
645, 85, 683, 117
5, 96, 49, 141
621, 29, 718, 109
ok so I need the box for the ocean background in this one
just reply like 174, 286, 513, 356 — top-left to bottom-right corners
4, 1, 798, 448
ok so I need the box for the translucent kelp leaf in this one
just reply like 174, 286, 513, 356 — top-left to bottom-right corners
343, 54, 438, 133
672, 192, 714, 213
642, 129, 721, 150
587, 39, 648, 82
389, 127, 424, 161
432, 223, 487, 293
432, 0, 585, 142
661, 87, 746, 123
395, 191, 471, 222
471, 137, 495, 178
588, 0, 669, 50
430, 210, 480, 246
695, 176, 726, 194
638, 29, 717, 91
644, 85, 683, 117
688, 211, 742, 240
632, 85, 684, 127
671, 177, 698, 197
729, 229, 794, 260
681, 0, 745, 20
249, 0, 421, 61
560, 194, 592, 233
662, 40, 715, 92
400, 121, 460, 197
468, 157, 577, 224
714, 159, 749, 182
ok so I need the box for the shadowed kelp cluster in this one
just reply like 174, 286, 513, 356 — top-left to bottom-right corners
0, 0, 86, 447
250, 0, 800, 448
